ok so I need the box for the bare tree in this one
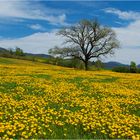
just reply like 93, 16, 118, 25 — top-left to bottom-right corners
49, 19, 119, 70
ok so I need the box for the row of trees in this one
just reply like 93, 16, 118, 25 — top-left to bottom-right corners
9, 47, 24, 56
0, 47, 24, 57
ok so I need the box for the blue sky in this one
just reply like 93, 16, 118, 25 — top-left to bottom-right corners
0, 0, 140, 64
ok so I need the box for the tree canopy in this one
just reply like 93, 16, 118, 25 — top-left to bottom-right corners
49, 19, 119, 70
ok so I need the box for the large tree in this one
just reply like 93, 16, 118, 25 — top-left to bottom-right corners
49, 19, 119, 70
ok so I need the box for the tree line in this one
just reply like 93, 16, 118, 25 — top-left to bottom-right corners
0, 47, 24, 57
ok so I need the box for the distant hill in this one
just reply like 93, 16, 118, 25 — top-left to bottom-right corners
104, 61, 140, 69
103, 61, 129, 69
0, 47, 8, 53
25, 53, 52, 58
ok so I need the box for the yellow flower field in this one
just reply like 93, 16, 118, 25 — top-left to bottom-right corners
0, 58, 140, 139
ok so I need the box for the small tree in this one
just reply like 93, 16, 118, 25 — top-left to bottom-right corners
15, 47, 24, 56
130, 61, 137, 73
49, 19, 119, 70
94, 60, 104, 69
8, 48, 14, 55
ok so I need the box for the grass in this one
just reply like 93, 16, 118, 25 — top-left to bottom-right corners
0, 57, 16, 64
0, 57, 140, 139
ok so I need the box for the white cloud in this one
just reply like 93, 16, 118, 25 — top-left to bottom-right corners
0, 31, 64, 54
113, 20, 140, 48
28, 24, 45, 31
105, 48, 140, 64
104, 8, 140, 20
103, 8, 140, 64
104, 8, 140, 48
0, 0, 68, 25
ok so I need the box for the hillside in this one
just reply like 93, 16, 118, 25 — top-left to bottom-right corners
0, 47, 51, 58
103, 61, 129, 69
0, 47, 8, 53
0, 57, 48, 66
25, 53, 52, 58
1, 57, 140, 139
0, 47, 139, 69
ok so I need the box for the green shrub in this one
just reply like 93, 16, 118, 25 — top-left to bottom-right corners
130, 61, 137, 73
137, 68, 140, 73
112, 66, 130, 73
45, 57, 85, 69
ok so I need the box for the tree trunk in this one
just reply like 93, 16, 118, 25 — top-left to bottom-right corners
84, 60, 88, 71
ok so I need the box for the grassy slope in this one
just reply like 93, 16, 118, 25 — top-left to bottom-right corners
0, 57, 48, 66
0, 57, 140, 139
